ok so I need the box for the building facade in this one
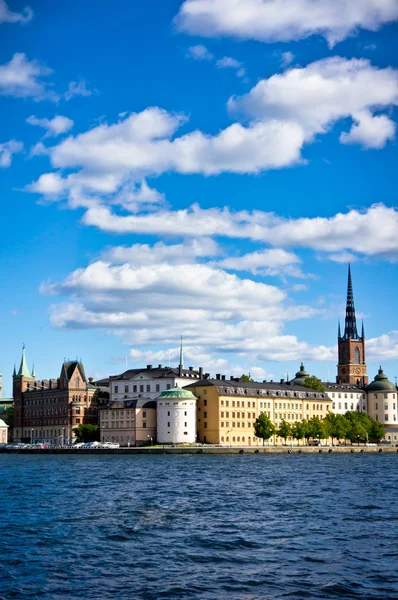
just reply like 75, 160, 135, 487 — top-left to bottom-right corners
0, 419, 8, 444
99, 398, 156, 446
156, 387, 197, 444
12, 346, 108, 444
185, 376, 330, 446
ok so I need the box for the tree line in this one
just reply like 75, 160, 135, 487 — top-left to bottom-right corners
254, 411, 386, 446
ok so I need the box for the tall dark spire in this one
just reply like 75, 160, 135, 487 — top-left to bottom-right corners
338, 319, 341, 339
343, 264, 359, 340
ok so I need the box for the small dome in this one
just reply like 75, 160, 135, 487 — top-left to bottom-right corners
0, 419, 8, 427
157, 387, 197, 400
290, 363, 309, 385
367, 368, 396, 393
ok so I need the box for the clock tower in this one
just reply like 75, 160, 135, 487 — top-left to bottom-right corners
337, 265, 368, 386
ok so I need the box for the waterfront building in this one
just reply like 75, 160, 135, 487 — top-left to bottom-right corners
0, 418, 8, 444
12, 346, 109, 444
336, 265, 368, 385
99, 398, 156, 446
109, 342, 203, 402
185, 376, 330, 446
156, 387, 197, 444
367, 367, 398, 442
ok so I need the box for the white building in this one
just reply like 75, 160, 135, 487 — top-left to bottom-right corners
366, 368, 398, 442
323, 382, 367, 415
156, 387, 197, 444
0, 419, 8, 444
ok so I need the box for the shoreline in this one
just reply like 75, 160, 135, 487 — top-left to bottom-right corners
1, 445, 397, 455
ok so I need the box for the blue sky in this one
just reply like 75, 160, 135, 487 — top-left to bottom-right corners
1, 0, 398, 396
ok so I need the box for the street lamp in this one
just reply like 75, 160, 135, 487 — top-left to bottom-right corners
317, 434, 320, 447
357, 434, 360, 447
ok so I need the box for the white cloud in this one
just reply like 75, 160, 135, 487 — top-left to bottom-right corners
229, 57, 398, 148
0, 53, 58, 101
367, 331, 398, 361
216, 56, 246, 78
42, 254, 332, 364
64, 79, 94, 101
340, 110, 396, 149
0, 139, 23, 167
102, 237, 220, 265
0, 0, 32, 24
187, 45, 214, 60
175, 0, 398, 46
81, 203, 398, 262
26, 114, 74, 137
218, 248, 307, 277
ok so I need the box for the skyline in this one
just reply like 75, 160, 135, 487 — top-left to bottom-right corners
1, 0, 398, 396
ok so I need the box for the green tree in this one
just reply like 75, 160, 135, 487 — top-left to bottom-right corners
291, 420, 308, 446
324, 413, 349, 444
303, 376, 326, 392
240, 374, 253, 382
369, 420, 386, 443
277, 419, 292, 446
254, 413, 276, 446
307, 416, 328, 443
73, 424, 100, 443
347, 421, 367, 445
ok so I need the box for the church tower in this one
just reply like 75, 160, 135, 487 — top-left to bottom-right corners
13, 345, 35, 441
336, 266, 368, 386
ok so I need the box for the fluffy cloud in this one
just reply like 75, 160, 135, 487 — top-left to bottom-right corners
42, 254, 332, 364
102, 237, 220, 265
229, 57, 398, 148
175, 0, 398, 46
187, 45, 214, 60
82, 203, 398, 262
0, 53, 58, 101
367, 331, 398, 361
26, 115, 74, 137
216, 56, 246, 78
0, 0, 32, 24
0, 139, 23, 167
218, 248, 306, 277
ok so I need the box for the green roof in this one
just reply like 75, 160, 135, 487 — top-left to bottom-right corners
157, 387, 197, 400
367, 368, 396, 393
17, 345, 31, 378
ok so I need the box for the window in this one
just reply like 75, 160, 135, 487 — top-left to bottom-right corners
143, 411, 146, 418
184, 422, 187, 427
167, 422, 170, 427
384, 403, 388, 411
204, 422, 207, 429
76, 418, 80, 424
354, 347, 360, 364
125, 385, 128, 393
184, 411, 187, 416
385, 415, 388, 421
375, 402, 378, 409
167, 411, 170, 416
143, 422, 147, 428
140, 385, 144, 393
156, 384, 160, 393
146, 385, 150, 392
115, 385, 119, 393
204, 399, 207, 406
184, 432, 188, 435
344, 403, 348, 410
167, 384, 171, 390
204, 412, 207, 418
133, 385, 137, 393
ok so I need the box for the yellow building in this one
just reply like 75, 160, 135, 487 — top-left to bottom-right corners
99, 398, 156, 446
185, 376, 331, 446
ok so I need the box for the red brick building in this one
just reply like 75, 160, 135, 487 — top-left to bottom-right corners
13, 346, 109, 444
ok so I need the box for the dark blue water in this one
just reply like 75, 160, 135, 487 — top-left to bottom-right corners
1, 454, 398, 600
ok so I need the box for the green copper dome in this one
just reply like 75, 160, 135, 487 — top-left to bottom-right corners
157, 387, 197, 400
367, 368, 396, 393
290, 363, 309, 385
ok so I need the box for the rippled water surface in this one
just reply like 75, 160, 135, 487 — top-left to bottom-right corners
1, 454, 398, 600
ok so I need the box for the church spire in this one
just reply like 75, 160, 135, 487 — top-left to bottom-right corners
343, 264, 359, 340
17, 344, 31, 377
338, 319, 341, 339
178, 336, 184, 377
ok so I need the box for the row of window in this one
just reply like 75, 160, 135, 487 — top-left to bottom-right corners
114, 383, 169, 394
219, 422, 254, 429
220, 400, 256, 408
330, 393, 365, 399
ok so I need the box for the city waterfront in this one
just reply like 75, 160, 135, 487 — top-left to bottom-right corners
2, 454, 398, 599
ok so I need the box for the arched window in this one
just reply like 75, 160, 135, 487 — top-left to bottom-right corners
341, 347, 347, 364
355, 347, 360, 364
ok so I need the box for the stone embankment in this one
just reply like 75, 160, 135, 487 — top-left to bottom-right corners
1, 446, 397, 455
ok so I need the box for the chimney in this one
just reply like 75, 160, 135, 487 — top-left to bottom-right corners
262, 380, 267, 383
221, 375, 226, 381
230, 376, 234, 380
89, 377, 94, 383
270, 380, 274, 383
147, 365, 153, 370
189, 366, 193, 371
280, 378, 285, 384
158, 364, 162, 368
216, 374, 221, 380
199, 367, 203, 379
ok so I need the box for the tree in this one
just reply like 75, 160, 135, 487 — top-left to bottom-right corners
291, 420, 308, 446
240, 374, 253, 382
307, 416, 328, 442
347, 421, 367, 445
5, 406, 14, 430
254, 414, 276, 446
277, 419, 292, 445
303, 376, 326, 392
73, 424, 100, 443
324, 413, 349, 444
369, 420, 385, 443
